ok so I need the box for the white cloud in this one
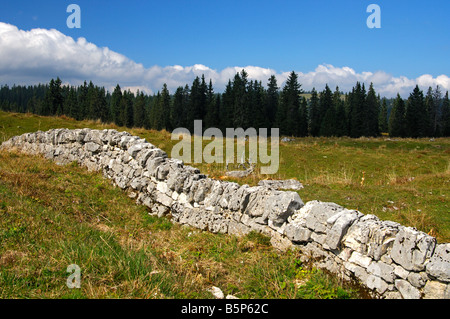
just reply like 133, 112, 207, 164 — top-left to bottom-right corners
0, 22, 449, 98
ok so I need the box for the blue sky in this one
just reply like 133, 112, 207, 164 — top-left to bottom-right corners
0, 0, 449, 96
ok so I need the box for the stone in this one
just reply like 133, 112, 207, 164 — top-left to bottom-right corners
284, 224, 312, 243
391, 227, 436, 272
257, 179, 304, 190
326, 209, 362, 250
155, 192, 173, 207
425, 243, 450, 282
367, 261, 395, 283
342, 214, 399, 260
242, 187, 270, 218
394, 265, 410, 280
349, 251, 372, 268
366, 275, 389, 294
304, 201, 345, 234
227, 220, 251, 236
266, 191, 303, 225
270, 232, 293, 252
344, 261, 370, 283
423, 280, 450, 299
85, 142, 101, 154
127, 143, 143, 158
207, 286, 224, 299
407, 272, 428, 288
395, 279, 421, 299
146, 157, 165, 174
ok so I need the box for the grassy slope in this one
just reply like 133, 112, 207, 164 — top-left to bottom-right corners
1, 111, 449, 242
0, 111, 448, 297
0, 146, 356, 299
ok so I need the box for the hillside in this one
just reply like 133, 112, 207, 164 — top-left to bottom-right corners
1, 111, 449, 242
0, 111, 449, 298
0, 111, 363, 298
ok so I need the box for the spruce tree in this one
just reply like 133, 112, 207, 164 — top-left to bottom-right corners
160, 83, 171, 131
333, 86, 347, 136
365, 83, 380, 137
134, 91, 146, 128
318, 84, 334, 136
188, 76, 207, 132
379, 98, 389, 134
266, 75, 279, 129
388, 94, 406, 137
249, 80, 266, 129
77, 81, 88, 120
279, 71, 303, 136
204, 79, 218, 128
111, 84, 123, 126
64, 87, 78, 120
308, 88, 320, 136
298, 96, 308, 137
171, 86, 187, 129
405, 85, 426, 137
441, 91, 450, 136
122, 90, 134, 128
232, 70, 249, 129
97, 87, 109, 122
86, 81, 97, 120
348, 82, 366, 138
221, 80, 234, 131
424, 87, 435, 136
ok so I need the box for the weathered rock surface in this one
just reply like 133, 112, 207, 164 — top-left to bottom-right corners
257, 179, 304, 190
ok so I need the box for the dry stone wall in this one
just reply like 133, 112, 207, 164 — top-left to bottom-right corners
1, 128, 449, 299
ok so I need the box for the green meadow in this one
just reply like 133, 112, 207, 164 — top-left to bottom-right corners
0, 111, 449, 298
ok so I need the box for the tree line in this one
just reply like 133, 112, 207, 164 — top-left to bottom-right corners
1, 70, 449, 137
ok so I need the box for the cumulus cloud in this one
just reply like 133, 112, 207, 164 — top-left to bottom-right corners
0, 22, 449, 98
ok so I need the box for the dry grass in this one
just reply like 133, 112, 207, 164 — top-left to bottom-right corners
0, 150, 358, 299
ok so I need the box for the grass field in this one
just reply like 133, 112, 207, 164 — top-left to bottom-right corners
1, 111, 448, 242
0, 111, 449, 298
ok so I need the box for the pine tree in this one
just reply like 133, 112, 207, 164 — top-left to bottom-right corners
441, 91, 450, 136
221, 80, 234, 131
333, 87, 347, 136
348, 82, 366, 138
279, 71, 303, 136
432, 86, 442, 137
86, 81, 97, 120
248, 80, 266, 129
53, 77, 64, 115
187, 76, 207, 132
160, 83, 171, 131
204, 79, 218, 128
378, 98, 389, 134
298, 96, 308, 137
266, 75, 279, 129
232, 70, 249, 129
424, 87, 435, 136
111, 84, 123, 126
149, 92, 160, 130
97, 87, 109, 123
171, 86, 187, 129
405, 85, 426, 137
134, 91, 146, 128
64, 87, 78, 120
42, 78, 63, 116
365, 83, 380, 137
308, 88, 320, 136
121, 90, 134, 128
388, 94, 406, 137
318, 84, 334, 136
